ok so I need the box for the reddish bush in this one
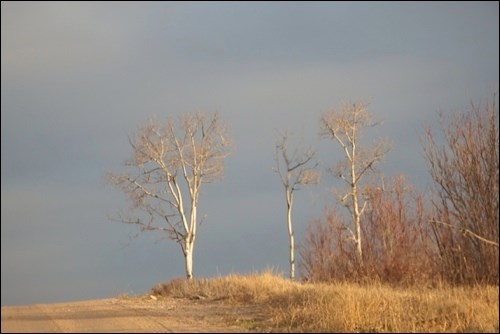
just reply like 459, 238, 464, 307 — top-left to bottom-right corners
300, 176, 438, 285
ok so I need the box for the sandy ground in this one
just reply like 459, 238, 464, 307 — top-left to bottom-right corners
1, 296, 270, 333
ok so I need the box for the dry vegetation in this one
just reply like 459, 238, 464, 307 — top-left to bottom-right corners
422, 100, 499, 284
150, 271, 498, 333
301, 99, 498, 287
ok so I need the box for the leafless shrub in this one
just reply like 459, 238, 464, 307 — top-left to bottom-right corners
300, 176, 438, 285
422, 97, 499, 284
299, 208, 361, 282
361, 175, 438, 285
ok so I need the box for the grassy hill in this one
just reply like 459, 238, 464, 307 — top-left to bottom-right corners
150, 271, 499, 333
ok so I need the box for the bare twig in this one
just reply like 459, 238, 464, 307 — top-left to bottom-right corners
429, 220, 499, 248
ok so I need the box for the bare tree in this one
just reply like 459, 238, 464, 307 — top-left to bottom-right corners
422, 97, 499, 283
107, 112, 231, 280
274, 131, 319, 280
320, 102, 390, 262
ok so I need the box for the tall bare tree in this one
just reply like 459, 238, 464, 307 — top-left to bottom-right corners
320, 102, 390, 262
274, 131, 319, 280
422, 97, 499, 283
108, 112, 231, 280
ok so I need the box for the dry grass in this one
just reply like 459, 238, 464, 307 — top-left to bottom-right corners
151, 270, 299, 303
151, 270, 499, 333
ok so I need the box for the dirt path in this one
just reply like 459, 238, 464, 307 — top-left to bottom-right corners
1, 296, 270, 333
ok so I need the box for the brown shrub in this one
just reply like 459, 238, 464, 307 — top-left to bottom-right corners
300, 176, 438, 285
422, 98, 499, 284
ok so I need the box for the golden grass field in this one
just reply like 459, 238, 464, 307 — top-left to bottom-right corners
151, 270, 499, 333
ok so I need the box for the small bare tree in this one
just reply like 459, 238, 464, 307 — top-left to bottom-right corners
108, 112, 231, 280
320, 102, 390, 263
274, 131, 319, 280
422, 97, 499, 283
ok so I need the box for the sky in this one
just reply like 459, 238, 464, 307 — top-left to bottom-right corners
1, 2, 498, 306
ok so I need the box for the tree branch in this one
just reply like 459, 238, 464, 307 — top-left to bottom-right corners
429, 220, 499, 248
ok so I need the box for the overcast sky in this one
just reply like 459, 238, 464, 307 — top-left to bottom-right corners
1, 2, 498, 306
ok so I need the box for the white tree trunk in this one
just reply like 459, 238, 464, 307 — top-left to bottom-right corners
286, 188, 295, 280
352, 184, 363, 261
351, 143, 363, 262
184, 237, 194, 280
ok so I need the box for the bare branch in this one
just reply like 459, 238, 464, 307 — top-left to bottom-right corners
430, 220, 499, 248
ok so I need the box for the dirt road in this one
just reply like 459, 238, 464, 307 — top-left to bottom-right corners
1, 296, 269, 333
